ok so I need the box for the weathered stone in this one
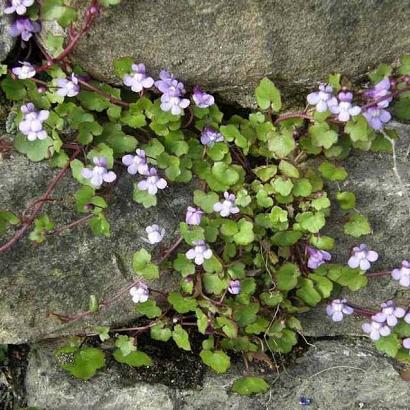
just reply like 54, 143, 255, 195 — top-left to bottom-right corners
0, 2, 16, 62
301, 122, 410, 336
0, 152, 193, 344
25, 338, 410, 409
41, 0, 410, 107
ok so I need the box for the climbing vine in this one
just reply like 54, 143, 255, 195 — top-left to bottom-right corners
1, 0, 410, 395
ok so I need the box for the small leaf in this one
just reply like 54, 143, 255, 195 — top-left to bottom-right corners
113, 349, 152, 367
135, 300, 161, 319
374, 333, 400, 358
232, 377, 269, 396
167, 292, 197, 313
275, 263, 300, 291
319, 161, 348, 181
200, 350, 231, 373
255, 78, 281, 111
115, 335, 136, 356
172, 325, 191, 351
344, 214, 371, 238
336, 192, 356, 210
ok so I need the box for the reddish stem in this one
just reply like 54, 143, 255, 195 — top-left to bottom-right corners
158, 236, 183, 264
50, 213, 94, 236
78, 79, 129, 107
365, 270, 391, 278
361, 85, 410, 110
274, 112, 313, 125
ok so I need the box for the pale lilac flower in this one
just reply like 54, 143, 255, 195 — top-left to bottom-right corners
372, 300, 406, 327
123, 63, 154, 93
81, 157, 117, 189
122, 149, 148, 175
186, 240, 213, 265
129, 282, 149, 304
330, 91, 361, 122
56, 74, 80, 98
363, 107, 391, 130
200, 127, 224, 146
192, 85, 215, 108
154, 70, 176, 94
143, 224, 165, 245
137, 167, 167, 195
363, 78, 392, 109
326, 299, 353, 322
4, 0, 34, 15
391, 260, 410, 288
306, 84, 338, 112
12, 61, 35, 79
228, 280, 241, 295
307, 246, 331, 270
185, 206, 203, 226
362, 315, 391, 341
160, 92, 190, 115
405, 312, 410, 324
155, 71, 190, 115
9, 17, 40, 41
403, 338, 410, 351
18, 103, 49, 141
347, 244, 378, 271
213, 192, 240, 217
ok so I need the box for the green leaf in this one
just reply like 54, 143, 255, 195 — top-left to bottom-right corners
0, 211, 20, 235
309, 122, 338, 149
172, 325, 191, 351
78, 91, 109, 112
113, 349, 152, 367
271, 230, 302, 246
309, 235, 334, 251
295, 211, 325, 233
196, 308, 209, 334
267, 329, 297, 353
115, 335, 136, 356
255, 78, 281, 111
296, 278, 322, 306
271, 177, 293, 196
167, 292, 197, 313
233, 302, 259, 326
399, 55, 410, 75
179, 222, 205, 245
150, 323, 172, 342
216, 317, 238, 338
374, 333, 400, 358
173, 253, 195, 277
89, 214, 110, 237
278, 160, 299, 178
29, 215, 55, 243
344, 214, 371, 237
14, 134, 54, 162
89, 295, 99, 312
193, 190, 219, 213
333, 266, 368, 291
336, 191, 356, 210
113, 56, 134, 78
267, 130, 295, 158
275, 263, 300, 291
345, 116, 369, 142
233, 219, 254, 245
199, 350, 231, 374
253, 165, 277, 182
1, 77, 26, 100
319, 161, 348, 181
369, 63, 392, 84
232, 377, 269, 396
211, 162, 239, 186
95, 326, 110, 342
292, 178, 313, 197
202, 273, 228, 295
100, 0, 122, 7
135, 300, 161, 319
393, 321, 410, 337
328, 73, 341, 92
260, 291, 283, 307
132, 249, 159, 280
133, 185, 157, 208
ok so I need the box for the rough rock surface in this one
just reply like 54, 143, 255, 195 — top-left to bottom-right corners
25, 338, 410, 409
0, 152, 193, 344
42, 0, 410, 107
0, 2, 15, 62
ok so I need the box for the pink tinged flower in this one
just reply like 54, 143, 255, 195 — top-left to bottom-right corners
154, 70, 177, 94
347, 243, 378, 271
185, 240, 213, 265
307, 246, 331, 270
391, 260, 410, 288
329, 91, 361, 122
193, 85, 215, 108
12, 61, 36, 79
372, 300, 406, 327
185, 206, 203, 226
81, 156, 117, 189
213, 192, 239, 217
4, 0, 34, 15
122, 149, 148, 175
326, 299, 353, 322
403, 338, 410, 351
363, 107, 391, 130
8, 17, 40, 41
143, 224, 165, 245
306, 83, 338, 113
362, 315, 391, 341
363, 77, 392, 109
129, 282, 149, 304
123, 63, 154, 93
137, 167, 167, 195
18, 103, 49, 141
56, 74, 80, 97
200, 127, 224, 146
228, 280, 241, 295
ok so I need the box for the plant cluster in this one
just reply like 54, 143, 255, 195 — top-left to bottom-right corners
0, 0, 410, 395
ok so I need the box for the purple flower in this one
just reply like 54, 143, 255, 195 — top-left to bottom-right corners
363, 107, 391, 130
362, 315, 391, 341
228, 280, 241, 295
123, 63, 154, 93
403, 338, 410, 350
12, 61, 35, 79
306, 84, 338, 113
213, 192, 240, 217
143, 224, 165, 245
347, 244, 378, 271
81, 157, 117, 189
363, 78, 392, 109
160, 92, 190, 115
192, 85, 215, 108
326, 299, 353, 322
200, 127, 224, 146
129, 282, 149, 303
56, 74, 80, 98
122, 149, 148, 175
372, 300, 406, 327
307, 246, 331, 269
330, 91, 361, 122
405, 312, 410, 324
154, 70, 176, 94
391, 260, 410, 288
9, 17, 40, 41
4, 0, 34, 15
18, 103, 49, 141
186, 206, 203, 226
137, 167, 167, 195
186, 240, 212, 265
